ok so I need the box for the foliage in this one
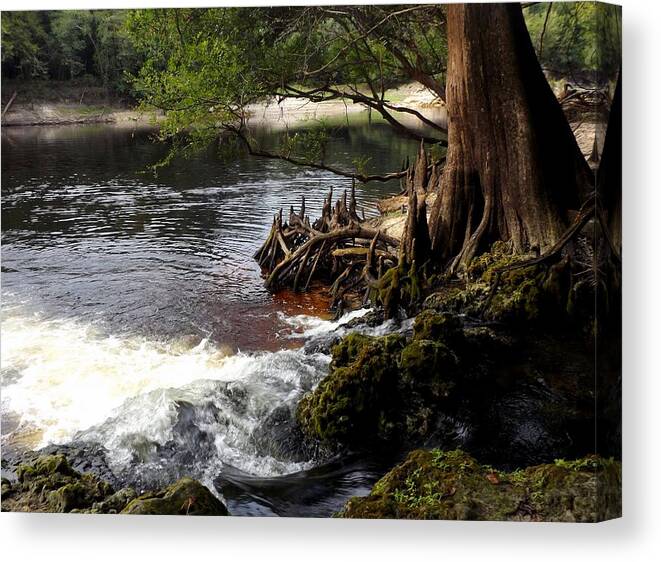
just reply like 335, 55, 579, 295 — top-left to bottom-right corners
1, 12, 49, 78
524, 2, 621, 85
1, 10, 142, 95
123, 6, 449, 168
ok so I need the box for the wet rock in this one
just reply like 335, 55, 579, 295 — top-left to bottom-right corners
342, 309, 385, 330
400, 339, 458, 399
297, 333, 406, 443
303, 334, 342, 356
295, 306, 598, 466
2, 442, 119, 489
2, 455, 112, 513
251, 404, 309, 463
122, 477, 228, 516
411, 310, 463, 346
339, 449, 621, 522
1, 454, 229, 516
296, 320, 469, 447
88, 487, 138, 514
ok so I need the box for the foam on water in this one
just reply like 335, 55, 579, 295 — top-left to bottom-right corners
280, 307, 371, 338
1, 312, 331, 480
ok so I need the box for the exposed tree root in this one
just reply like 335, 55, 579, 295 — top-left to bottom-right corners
254, 182, 400, 310
480, 195, 608, 319
254, 143, 446, 314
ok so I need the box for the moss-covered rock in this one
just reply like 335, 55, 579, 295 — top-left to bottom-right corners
423, 242, 582, 327
47, 477, 113, 513
297, 333, 406, 442
122, 477, 228, 516
400, 339, 458, 398
338, 449, 621, 522
297, 314, 468, 446
16, 453, 77, 482
86, 487, 139, 514
1, 454, 228, 516
411, 310, 463, 346
2, 455, 113, 513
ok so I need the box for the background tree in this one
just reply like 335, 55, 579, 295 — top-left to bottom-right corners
525, 1, 621, 86
1, 12, 49, 79
125, 6, 449, 176
2, 10, 141, 97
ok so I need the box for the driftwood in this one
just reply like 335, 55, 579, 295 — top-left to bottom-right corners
2, 91, 18, 118
254, 182, 400, 308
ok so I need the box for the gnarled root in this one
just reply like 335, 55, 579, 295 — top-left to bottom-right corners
255, 184, 400, 309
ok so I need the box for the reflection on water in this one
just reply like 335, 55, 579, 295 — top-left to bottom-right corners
2, 120, 420, 350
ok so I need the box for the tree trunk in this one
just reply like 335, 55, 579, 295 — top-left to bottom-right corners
429, 3, 593, 273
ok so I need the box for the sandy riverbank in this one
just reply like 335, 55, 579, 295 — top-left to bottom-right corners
1, 103, 164, 127
1, 82, 444, 128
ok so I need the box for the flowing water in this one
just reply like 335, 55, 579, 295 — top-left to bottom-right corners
1, 117, 423, 515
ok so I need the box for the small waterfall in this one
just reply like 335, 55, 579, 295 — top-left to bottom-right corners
1, 308, 393, 490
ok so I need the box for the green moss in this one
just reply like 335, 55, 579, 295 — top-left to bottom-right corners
330, 332, 377, 369
400, 339, 458, 398
47, 476, 112, 513
339, 450, 622, 522
412, 310, 463, 346
467, 241, 523, 283
87, 487, 138, 514
487, 266, 546, 322
16, 454, 76, 483
297, 333, 406, 442
121, 477, 228, 516
371, 261, 427, 318
423, 284, 489, 317
297, 312, 471, 445
421, 242, 578, 325
4, 455, 113, 513
2, 455, 229, 516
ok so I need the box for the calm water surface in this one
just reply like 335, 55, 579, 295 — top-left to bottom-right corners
2, 121, 415, 350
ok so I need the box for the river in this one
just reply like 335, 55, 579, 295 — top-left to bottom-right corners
1, 116, 423, 516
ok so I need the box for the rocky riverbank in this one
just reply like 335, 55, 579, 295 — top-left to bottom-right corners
1, 454, 228, 515
339, 449, 621, 522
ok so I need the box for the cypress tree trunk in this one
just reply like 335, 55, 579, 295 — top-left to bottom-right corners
429, 3, 593, 272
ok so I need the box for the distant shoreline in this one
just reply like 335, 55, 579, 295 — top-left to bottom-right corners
1, 81, 445, 128
1, 103, 163, 128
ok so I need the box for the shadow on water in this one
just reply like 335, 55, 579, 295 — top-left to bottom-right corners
216, 452, 399, 518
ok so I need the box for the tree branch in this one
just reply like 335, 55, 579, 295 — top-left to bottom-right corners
227, 124, 409, 183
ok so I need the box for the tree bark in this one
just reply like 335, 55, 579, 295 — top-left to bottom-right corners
428, 3, 593, 273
